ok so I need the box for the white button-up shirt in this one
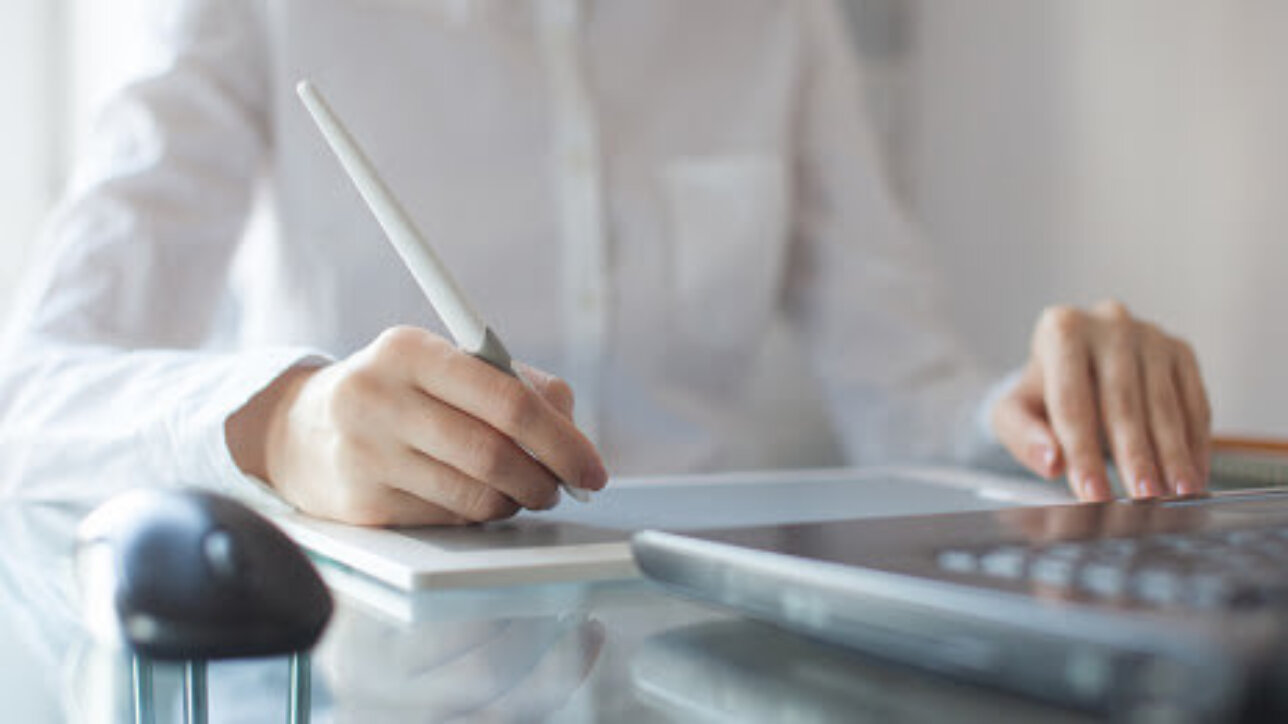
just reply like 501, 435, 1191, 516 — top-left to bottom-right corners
0, 0, 995, 504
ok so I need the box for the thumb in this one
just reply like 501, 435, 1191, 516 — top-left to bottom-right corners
992, 382, 1063, 479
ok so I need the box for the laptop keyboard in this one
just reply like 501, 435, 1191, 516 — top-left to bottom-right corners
936, 526, 1288, 611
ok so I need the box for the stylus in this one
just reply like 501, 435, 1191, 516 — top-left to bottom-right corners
296, 79, 590, 503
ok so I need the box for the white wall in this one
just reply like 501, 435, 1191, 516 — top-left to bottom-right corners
0, 0, 147, 321
0, 0, 63, 309
907, 1, 1288, 436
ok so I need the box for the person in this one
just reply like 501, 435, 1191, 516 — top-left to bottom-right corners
0, 0, 1209, 526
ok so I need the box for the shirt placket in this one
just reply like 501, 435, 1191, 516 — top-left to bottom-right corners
537, 0, 609, 445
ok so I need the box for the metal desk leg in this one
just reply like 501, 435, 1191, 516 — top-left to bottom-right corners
288, 651, 311, 724
184, 660, 208, 724
131, 654, 154, 724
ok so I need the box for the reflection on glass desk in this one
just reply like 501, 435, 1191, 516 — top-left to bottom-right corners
1, 486, 1102, 723
633, 619, 1087, 723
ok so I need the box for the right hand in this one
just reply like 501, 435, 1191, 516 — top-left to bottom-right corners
228, 326, 608, 526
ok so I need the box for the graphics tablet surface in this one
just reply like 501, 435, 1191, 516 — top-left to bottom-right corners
275, 466, 1064, 592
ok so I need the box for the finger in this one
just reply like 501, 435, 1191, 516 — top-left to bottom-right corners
1173, 342, 1212, 489
384, 448, 523, 523
452, 367, 606, 492
1035, 309, 1111, 501
515, 362, 576, 420
991, 372, 1063, 479
394, 392, 562, 511
381, 330, 607, 492
1140, 331, 1200, 496
334, 484, 474, 527
1092, 321, 1164, 499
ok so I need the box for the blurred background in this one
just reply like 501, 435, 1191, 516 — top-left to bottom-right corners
2, 0, 1287, 437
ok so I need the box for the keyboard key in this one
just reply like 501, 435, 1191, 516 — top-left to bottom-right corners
1030, 556, 1078, 589
936, 549, 977, 575
979, 546, 1029, 580
935, 523, 1288, 614
1132, 568, 1184, 606
1079, 561, 1129, 599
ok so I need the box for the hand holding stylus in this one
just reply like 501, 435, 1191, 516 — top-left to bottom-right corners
224, 83, 606, 526
296, 80, 593, 505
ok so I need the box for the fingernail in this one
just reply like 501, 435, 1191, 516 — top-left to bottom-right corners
582, 461, 609, 491
1080, 475, 1103, 501
1043, 446, 1058, 469
1029, 444, 1056, 475
1174, 478, 1194, 497
1135, 477, 1156, 498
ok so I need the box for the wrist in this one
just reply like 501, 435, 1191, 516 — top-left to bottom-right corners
227, 364, 320, 485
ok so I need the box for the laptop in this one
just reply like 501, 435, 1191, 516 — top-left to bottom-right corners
274, 466, 1066, 593
632, 489, 1288, 721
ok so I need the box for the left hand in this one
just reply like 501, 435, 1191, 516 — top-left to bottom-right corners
990, 300, 1211, 502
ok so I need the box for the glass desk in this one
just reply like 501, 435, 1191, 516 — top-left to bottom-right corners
0, 495, 1097, 723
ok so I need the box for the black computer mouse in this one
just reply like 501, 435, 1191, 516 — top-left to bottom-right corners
75, 489, 333, 660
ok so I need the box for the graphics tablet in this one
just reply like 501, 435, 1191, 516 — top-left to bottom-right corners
274, 466, 1065, 592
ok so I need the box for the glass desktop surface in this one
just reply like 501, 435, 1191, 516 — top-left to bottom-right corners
0, 480, 1094, 724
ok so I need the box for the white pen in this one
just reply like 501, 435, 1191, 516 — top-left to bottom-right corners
296, 79, 590, 504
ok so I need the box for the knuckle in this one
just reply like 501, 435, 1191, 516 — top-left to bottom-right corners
547, 378, 574, 407
1138, 322, 1167, 349
372, 325, 423, 358
461, 485, 519, 522
494, 382, 540, 431
465, 431, 513, 481
1038, 305, 1084, 340
1102, 387, 1137, 421
327, 371, 384, 429
330, 367, 378, 404
1107, 319, 1140, 349
1094, 298, 1131, 322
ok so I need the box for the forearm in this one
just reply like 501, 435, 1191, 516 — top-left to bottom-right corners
0, 341, 324, 506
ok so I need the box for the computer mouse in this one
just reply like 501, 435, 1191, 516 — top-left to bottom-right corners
75, 489, 333, 660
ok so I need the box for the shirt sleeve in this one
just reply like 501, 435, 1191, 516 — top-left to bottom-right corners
0, 0, 321, 508
784, 0, 1004, 466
